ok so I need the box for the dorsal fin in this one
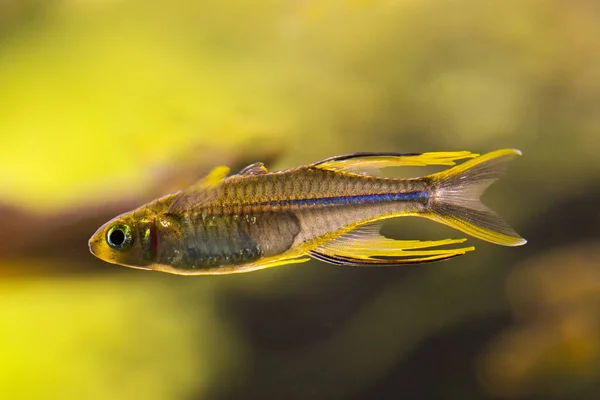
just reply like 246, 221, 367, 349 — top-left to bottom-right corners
167, 165, 230, 212
311, 151, 479, 175
202, 165, 231, 185
239, 162, 268, 175
309, 221, 474, 266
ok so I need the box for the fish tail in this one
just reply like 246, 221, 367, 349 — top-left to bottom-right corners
425, 149, 527, 246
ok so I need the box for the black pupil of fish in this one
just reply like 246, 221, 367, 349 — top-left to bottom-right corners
109, 229, 126, 246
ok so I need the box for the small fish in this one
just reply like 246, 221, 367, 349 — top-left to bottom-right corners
89, 149, 526, 275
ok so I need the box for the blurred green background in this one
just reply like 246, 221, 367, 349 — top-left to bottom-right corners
1, 0, 599, 399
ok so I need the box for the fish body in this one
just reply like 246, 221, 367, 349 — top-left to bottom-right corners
89, 150, 526, 275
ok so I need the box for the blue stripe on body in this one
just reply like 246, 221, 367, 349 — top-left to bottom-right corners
264, 191, 428, 207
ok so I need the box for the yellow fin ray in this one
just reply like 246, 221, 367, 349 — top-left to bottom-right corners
312, 151, 479, 175
309, 222, 474, 266
344, 238, 472, 257
203, 165, 231, 186
167, 165, 230, 212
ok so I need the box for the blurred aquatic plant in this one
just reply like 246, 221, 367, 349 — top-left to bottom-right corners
480, 242, 600, 398
0, 0, 599, 398
0, 275, 243, 400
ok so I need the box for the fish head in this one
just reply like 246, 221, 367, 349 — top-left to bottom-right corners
88, 210, 153, 271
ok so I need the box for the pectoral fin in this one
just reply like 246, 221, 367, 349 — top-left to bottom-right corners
309, 222, 474, 266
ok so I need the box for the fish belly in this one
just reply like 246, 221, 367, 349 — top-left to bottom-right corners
157, 211, 301, 271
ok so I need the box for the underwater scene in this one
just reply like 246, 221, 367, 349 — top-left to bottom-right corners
1, 1, 599, 399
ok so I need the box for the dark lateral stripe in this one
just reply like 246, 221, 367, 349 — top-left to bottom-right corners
261, 191, 428, 208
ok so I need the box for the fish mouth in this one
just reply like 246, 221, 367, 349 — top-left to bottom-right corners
88, 237, 98, 256
88, 236, 151, 271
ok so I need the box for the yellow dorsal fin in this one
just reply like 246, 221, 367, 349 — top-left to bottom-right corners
311, 151, 479, 175
203, 165, 231, 186
167, 165, 230, 212
310, 222, 474, 266
180, 165, 230, 191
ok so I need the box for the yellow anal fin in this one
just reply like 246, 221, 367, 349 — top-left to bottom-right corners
309, 248, 470, 266
312, 151, 479, 175
309, 222, 474, 266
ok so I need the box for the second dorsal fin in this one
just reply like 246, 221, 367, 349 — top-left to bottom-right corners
311, 151, 479, 175
239, 162, 268, 175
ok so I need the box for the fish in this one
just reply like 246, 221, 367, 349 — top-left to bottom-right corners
88, 149, 526, 275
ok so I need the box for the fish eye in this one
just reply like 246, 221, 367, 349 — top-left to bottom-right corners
106, 224, 133, 250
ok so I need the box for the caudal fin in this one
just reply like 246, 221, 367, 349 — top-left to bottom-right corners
425, 149, 527, 247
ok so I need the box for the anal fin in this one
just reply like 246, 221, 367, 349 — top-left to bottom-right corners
309, 222, 475, 266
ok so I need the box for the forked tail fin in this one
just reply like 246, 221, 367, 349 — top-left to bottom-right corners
425, 149, 527, 246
